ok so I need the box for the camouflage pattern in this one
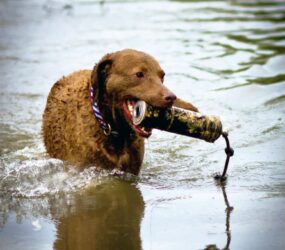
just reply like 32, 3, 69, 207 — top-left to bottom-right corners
138, 104, 223, 143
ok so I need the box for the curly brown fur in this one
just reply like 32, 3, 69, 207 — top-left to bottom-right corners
43, 49, 198, 175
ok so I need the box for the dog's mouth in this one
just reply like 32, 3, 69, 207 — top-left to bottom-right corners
122, 98, 152, 138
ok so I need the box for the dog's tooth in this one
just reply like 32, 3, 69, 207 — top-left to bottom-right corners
128, 103, 133, 112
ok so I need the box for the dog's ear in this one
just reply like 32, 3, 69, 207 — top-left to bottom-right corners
174, 98, 199, 112
91, 54, 113, 102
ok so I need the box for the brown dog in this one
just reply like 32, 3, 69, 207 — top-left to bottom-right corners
43, 49, 198, 175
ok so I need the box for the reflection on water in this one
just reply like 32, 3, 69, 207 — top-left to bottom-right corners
0, 179, 234, 250
0, 179, 144, 250
206, 182, 234, 250
1, 0, 285, 249
201, 183, 234, 250
53, 180, 144, 250
222, 185, 233, 250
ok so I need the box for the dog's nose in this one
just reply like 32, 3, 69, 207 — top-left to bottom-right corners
164, 93, 177, 105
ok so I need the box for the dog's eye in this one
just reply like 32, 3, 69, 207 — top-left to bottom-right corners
161, 72, 165, 82
136, 72, 144, 78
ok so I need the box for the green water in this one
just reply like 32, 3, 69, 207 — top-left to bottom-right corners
0, 0, 285, 249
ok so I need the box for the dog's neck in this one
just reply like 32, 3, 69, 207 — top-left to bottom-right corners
90, 84, 135, 142
90, 85, 112, 134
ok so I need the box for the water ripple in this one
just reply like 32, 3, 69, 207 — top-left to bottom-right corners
0, 0, 284, 201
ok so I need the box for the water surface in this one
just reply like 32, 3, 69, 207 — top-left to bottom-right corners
0, 0, 285, 249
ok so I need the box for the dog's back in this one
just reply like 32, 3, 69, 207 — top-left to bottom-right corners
43, 70, 97, 164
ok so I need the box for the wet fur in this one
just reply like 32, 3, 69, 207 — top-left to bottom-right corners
43, 49, 198, 175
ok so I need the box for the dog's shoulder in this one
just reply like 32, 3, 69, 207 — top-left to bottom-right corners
53, 70, 91, 89
48, 70, 91, 101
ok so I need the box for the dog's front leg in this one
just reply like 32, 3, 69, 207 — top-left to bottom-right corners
174, 98, 199, 112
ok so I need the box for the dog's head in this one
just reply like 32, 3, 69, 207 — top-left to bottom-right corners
91, 49, 177, 138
